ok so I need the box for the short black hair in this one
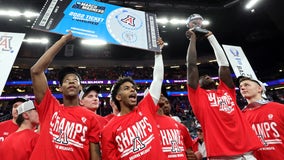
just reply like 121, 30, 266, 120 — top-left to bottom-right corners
57, 67, 82, 85
8, 97, 28, 106
16, 114, 24, 126
111, 76, 136, 111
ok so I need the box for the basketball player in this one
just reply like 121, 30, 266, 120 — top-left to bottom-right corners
185, 28, 263, 159
29, 32, 101, 160
157, 94, 196, 160
79, 84, 108, 126
0, 100, 39, 160
0, 97, 27, 142
101, 38, 166, 159
239, 76, 284, 159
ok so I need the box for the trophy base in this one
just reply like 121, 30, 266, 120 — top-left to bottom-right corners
192, 27, 209, 37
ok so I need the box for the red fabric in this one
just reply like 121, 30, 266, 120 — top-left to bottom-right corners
0, 119, 18, 142
177, 122, 193, 150
96, 114, 108, 127
192, 138, 199, 152
187, 80, 263, 157
243, 102, 284, 159
155, 114, 187, 159
104, 113, 115, 121
101, 94, 165, 160
0, 129, 39, 160
29, 89, 101, 160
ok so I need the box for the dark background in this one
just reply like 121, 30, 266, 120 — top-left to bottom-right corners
0, 0, 283, 81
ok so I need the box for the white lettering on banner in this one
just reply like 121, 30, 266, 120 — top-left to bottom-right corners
115, 116, 154, 158
49, 112, 88, 148
251, 121, 282, 146
207, 92, 235, 113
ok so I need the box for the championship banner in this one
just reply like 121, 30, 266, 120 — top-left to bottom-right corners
0, 32, 25, 96
222, 44, 257, 79
32, 0, 160, 52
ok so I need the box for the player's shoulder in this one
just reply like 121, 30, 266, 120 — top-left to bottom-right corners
0, 119, 12, 126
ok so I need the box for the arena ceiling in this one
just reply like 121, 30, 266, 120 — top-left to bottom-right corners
0, 0, 283, 81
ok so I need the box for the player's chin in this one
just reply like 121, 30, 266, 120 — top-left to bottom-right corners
129, 101, 137, 106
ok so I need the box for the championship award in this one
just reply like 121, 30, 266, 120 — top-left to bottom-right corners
186, 13, 209, 38
32, 0, 160, 52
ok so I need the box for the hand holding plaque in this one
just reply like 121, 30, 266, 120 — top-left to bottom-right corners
186, 14, 209, 38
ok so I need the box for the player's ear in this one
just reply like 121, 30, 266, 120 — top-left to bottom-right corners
116, 94, 122, 102
58, 86, 63, 93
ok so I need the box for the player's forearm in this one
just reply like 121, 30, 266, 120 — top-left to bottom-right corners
186, 35, 199, 89
207, 34, 229, 67
31, 38, 67, 74
149, 53, 164, 104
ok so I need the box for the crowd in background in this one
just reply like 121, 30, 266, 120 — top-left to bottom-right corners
1, 67, 283, 139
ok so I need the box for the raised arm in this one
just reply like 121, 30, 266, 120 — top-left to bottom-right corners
30, 32, 75, 103
149, 37, 164, 105
186, 30, 199, 89
207, 34, 234, 88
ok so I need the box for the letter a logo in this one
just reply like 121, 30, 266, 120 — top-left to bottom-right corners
121, 15, 136, 27
132, 137, 145, 152
55, 129, 68, 144
0, 36, 12, 51
171, 140, 181, 152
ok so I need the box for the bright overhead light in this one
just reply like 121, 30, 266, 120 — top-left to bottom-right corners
0, 10, 21, 17
157, 17, 209, 26
202, 20, 210, 26
23, 38, 49, 44
7, 10, 21, 17
245, 0, 261, 9
170, 65, 180, 68
157, 18, 168, 24
81, 39, 107, 46
209, 59, 217, 63
169, 19, 186, 25
0, 9, 39, 18
23, 11, 39, 18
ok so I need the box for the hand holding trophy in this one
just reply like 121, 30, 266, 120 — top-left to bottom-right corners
186, 14, 209, 39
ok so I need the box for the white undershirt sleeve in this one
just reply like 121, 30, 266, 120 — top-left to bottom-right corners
207, 34, 229, 67
149, 53, 164, 105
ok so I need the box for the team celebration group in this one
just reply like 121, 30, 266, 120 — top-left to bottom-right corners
0, 14, 283, 160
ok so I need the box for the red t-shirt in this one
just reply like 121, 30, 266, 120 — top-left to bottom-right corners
0, 119, 18, 142
187, 80, 263, 157
29, 89, 101, 160
0, 129, 39, 160
101, 94, 165, 160
177, 122, 193, 150
104, 113, 115, 121
243, 102, 284, 159
155, 114, 187, 159
95, 114, 108, 128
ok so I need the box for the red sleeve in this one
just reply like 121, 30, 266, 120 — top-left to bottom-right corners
34, 88, 60, 123
88, 114, 103, 143
101, 122, 119, 160
178, 122, 193, 149
138, 93, 158, 115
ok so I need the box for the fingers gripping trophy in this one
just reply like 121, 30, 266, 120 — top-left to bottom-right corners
186, 13, 209, 39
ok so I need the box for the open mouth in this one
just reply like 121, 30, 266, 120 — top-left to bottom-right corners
129, 94, 137, 102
